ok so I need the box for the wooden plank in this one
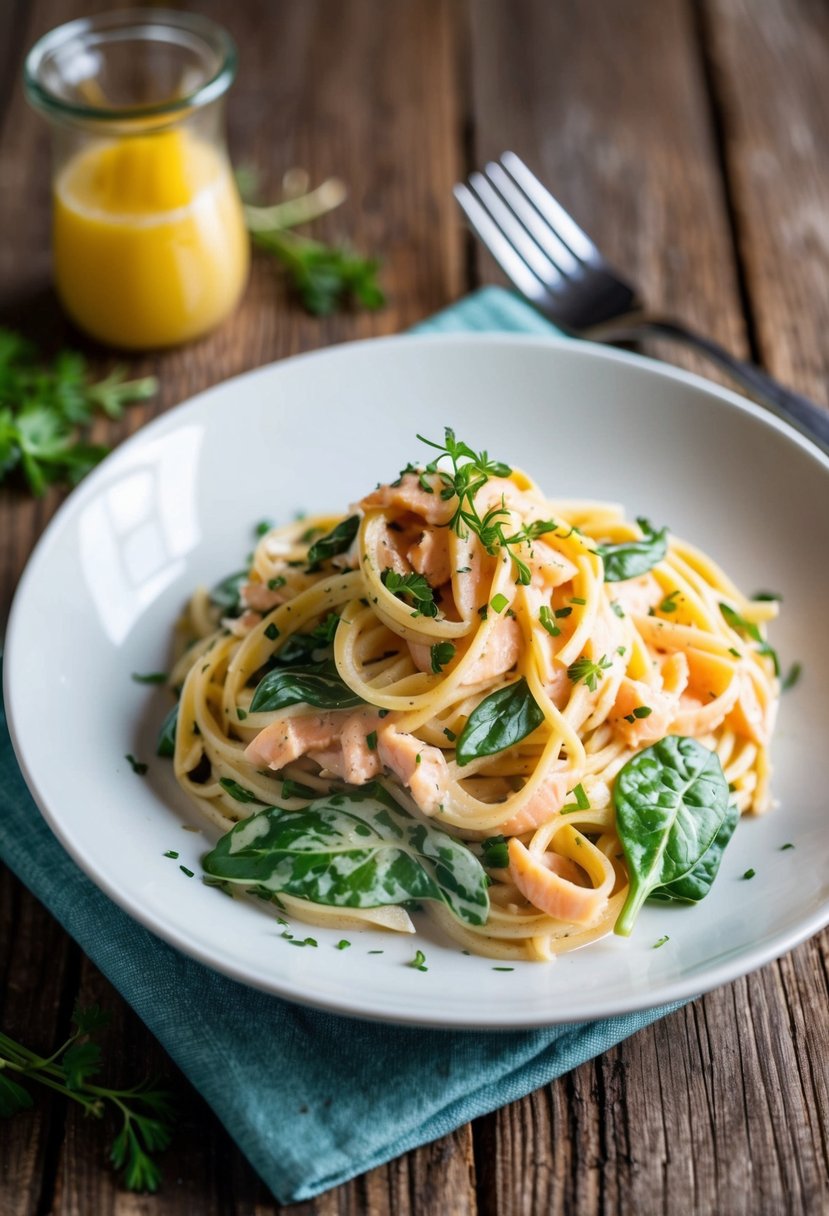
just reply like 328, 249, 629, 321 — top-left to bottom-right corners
702, 0, 829, 404
0, 870, 78, 1216
466, 0, 749, 380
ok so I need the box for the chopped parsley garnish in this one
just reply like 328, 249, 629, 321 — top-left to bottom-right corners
539, 605, 561, 637
781, 842, 795, 851
255, 519, 274, 537
719, 602, 780, 676
482, 835, 510, 868
365, 730, 378, 751
288, 937, 318, 948
623, 705, 653, 723
554, 606, 572, 619
163, 850, 179, 859
125, 754, 147, 776
742, 868, 756, 880
443, 727, 457, 742
237, 707, 248, 720
561, 783, 591, 814
430, 641, 456, 673
652, 935, 670, 949
570, 596, 587, 606
267, 575, 286, 590
781, 662, 802, 691
336, 940, 351, 950
131, 672, 167, 685
567, 654, 612, 692
381, 569, 438, 618
752, 590, 781, 602
490, 593, 509, 614
219, 777, 260, 803
264, 622, 280, 641
409, 949, 428, 971
659, 590, 681, 614
610, 601, 625, 618
281, 778, 317, 799
477, 604, 488, 620
493, 966, 515, 972
179, 865, 195, 878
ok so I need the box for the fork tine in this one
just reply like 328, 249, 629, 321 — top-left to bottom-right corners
467, 171, 566, 290
483, 161, 580, 276
453, 182, 557, 311
500, 151, 602, 266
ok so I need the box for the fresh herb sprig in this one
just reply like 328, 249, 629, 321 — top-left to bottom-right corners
0, 328, 157, 495
241, 174, 384, 316
0, 1004, 174, 1192
416, 428, 557, 585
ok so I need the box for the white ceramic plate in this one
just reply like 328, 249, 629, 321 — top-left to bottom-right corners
6, 334, 829, 1027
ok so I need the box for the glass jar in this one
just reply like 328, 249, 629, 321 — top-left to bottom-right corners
24, 9, 250, 350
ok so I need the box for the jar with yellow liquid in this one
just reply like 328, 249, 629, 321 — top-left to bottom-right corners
24, 10, 249, 350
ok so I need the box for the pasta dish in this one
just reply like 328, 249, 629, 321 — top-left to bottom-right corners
159, 430, 780, 961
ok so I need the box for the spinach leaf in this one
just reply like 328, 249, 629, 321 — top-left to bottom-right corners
210, 570, 248, 617
648, 802, 739, 903
202, 791, 490, 926
249, 660, 364, 712
598, 518, 668, 583
273, 613, 340, 667
455, 678, 544, 766
306, 515, 360, 568
219, 777, 262, 804
156, 703, 179, 758
613, 735, 730, 936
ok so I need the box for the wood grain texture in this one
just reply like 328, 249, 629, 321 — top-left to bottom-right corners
1, 0, 828, 1213
703, 0, 829, 403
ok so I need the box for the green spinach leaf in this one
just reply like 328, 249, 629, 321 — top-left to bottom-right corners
598, 518, 668, 583
613, 735, 730, 935
306, 515, 359, 568
210, 570, 248, 617
455, 678, 544, 766
648, 801, 739, 903
202, 791, 489, 926
249, 660, 364, 712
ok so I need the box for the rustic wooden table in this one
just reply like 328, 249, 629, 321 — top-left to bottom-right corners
2, 2, 828, 1213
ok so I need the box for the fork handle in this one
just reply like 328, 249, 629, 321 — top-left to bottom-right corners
601, 317, 829, 453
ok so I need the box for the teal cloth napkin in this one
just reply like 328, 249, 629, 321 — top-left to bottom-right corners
0, 287, 683, 1204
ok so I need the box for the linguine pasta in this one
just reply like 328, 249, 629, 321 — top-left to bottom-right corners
164, 434, 780, 961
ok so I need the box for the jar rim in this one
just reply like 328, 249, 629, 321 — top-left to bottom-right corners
24, 8, 237, 125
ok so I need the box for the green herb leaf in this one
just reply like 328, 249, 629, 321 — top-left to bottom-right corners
131, 672, 167, 685
219, 777, 262, 804
719, 602, 780, 676
430, 641, 456, 674
306, 515, 360, 567
249, 226, 384, 316
0, 1073, 33, 1116
490, 593, 509, 614
455, 678, 544, 766
598, 518, 668, 582
614, 736, 731, 936
481, 835, 510, 869
209, 570, 248, 618
125, 754, 148, 776
381, 569, 438, 618
201, 791, 490, 927
156, 703, 179, 758
409, 949, 428, 971
539, 605, 561, 637
249, 660, 364, 712
567, 654, 612, 692
62, 1041, 102, 1090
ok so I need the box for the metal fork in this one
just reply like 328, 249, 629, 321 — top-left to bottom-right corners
455, 151, 829, 451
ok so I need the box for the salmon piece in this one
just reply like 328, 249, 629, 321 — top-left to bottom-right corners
608, 573, 662, 618
461, 616, 522, 686
609, 652, 689, 746
224, 609, 262, 638
671, 682, 740, 737
453, 540, 487, 620
508, 838, 608, 925
242, 581, 287, 613
309, 712, 383, 784
377, 726, 448, 815
530, 540, 579, 589
359, 473, 455, 526
499, 769, 570, 834
408, 528, 452, 587
377, 525, 411, 576
244, 713, 342, 770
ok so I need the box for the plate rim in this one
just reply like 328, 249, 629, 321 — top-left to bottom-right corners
5, 330, 829, 1028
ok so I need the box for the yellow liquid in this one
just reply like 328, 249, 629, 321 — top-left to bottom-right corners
53, 130, 249, 349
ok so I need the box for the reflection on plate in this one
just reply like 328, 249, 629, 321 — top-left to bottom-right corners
6, 334, 829, 1027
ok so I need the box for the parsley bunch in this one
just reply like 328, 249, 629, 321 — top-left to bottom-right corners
0, 328, 157, 495
416, 428, 558, 584
0, 1004, 174, 1192
241, 171, 384, 316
